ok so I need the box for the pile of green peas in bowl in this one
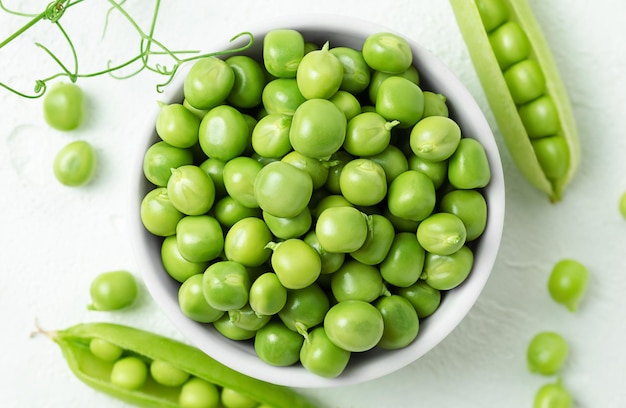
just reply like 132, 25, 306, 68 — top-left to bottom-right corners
131, 15, 505, 387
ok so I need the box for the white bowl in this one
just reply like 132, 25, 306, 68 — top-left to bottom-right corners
129, 14, 505, 388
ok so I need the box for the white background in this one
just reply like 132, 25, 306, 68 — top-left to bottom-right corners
1, 1, 625, 407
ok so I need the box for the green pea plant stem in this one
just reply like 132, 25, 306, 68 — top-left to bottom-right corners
0, 0, 255, 98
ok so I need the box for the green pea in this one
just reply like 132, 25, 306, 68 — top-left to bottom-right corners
375, 295, 419, 350
527, 331, 569, 375
249, 272, 287, 316
407, 154, 448, 189
311, 194, 352, 219
331, 259, 388, 302
533, 380, 573, 408
143, 141, 194, 187
199, 105, 249, 162
422, 92, 449, 118
448, 138, 491, 189
368, 67, 420, 105
362, 32, 413, 74
439, 189, 488, 241
329, 90, 361, 121
254, 320, 304, 367
489, 21, 531, 70
422, 245, 474, 290
504, 59, 546, 105
53, 140, 97, 187
289, 98, 347, 159
324, 300, 384, 352
296, 41, 343, 99
263, 207, 312, 240
387, 170, 436, 222
344, 112, 397, 157
300, 327, 351, 378
475, 0, 509, 32
261, 78, 307, 115
178, 274, 225, 323
184, 56, 235, 110
254, 161, 313, 218
226, 55, 267, 109
281, 150, 329, 190
548, 259, 589, 312
89, 338, 123, 362
396, 280, 441, 318
88, 270, 137, 311
316, 206, 369, 253
213, 314, 256, 341
213, 196, 261, 229
140, 187, 184, 236
366, 144, 409, 184
161, 236, 209, 282
324, 150, 353, 194
43, 82, 85, 131
224, 217, 272, 267
110, 356, 147, 390
416, 212, 467, 256
202, 261, 250, 311
176, 215, 224, 263
179, 377, 220, 408
251, 113, 292, 158
268, 238, 321, 290
350, 214, 395, 265
329, 46, 371, 94
303, 231, 345, 275
222, 156, 263, 209
166, 165, 216, 215
518, 95, 561, 139
380, 232, 425, 287
199, 158, 227, 198
531, 135, 570, 180
383, 207, 420, 233
339, 158, 387, 206
278, 283, 330, 335
229, 303, 271, 331
221, 387, 259, 408
376, 76, 424, 128
410, 116, 461, 162
183, 98, 210, 120
156, 103, 201, 148
150, 360, 190, 387
263, 29, 305, 78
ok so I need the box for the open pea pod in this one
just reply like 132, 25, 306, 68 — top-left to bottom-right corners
449, 0, 580, 202
42, 322, 317, 408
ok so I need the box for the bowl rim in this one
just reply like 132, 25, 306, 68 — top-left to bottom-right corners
128, 12, 506, 388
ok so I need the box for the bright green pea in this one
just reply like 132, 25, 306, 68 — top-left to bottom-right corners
261, 78, 306, 116
375, 295, 419, 350
396, 280, 441, 318
254, 161, 313, 218
376, 76, 424, 128
143, 141, 194, 187
410, 116, 461, 162
88, 270, 137, 311
141, 187, 184, 236
527, 331, 569, 375
316, 206, 369, 253
43, 82, 85, 131
213, 196, 261, 229
387, 170, 436, 222
380, 232, 425, 287
344, 112, 397, 157
161, 236, 209, 282
366, 144, 409, 184
339, 158, 387, 206
198, 105, 249, 162
518, 95, 561, 139
268, 238, 321, 290
249, 272, 287, 316
229, 303, 271, 331
178, 274, 224, 323
312, 194, 353, 218
110, 356, 147, 390
289, 98, 347, 159
303, 231, 345, 275
329, 46, 371, 94
439, 189, 488, 241
223, 217, 272, 267
362, 32, 413, 74
504, 59, 546, 105
422, 245, 474, 290
167, 165, 216, 215
448, 138, 491, 189
331, 259, 388, 302
489, 21, 531, 70
89, 338, 123, 362
263, 29, 305, 78
300, 326, 351, 378
221, 387, 259, 408
350, 214, 395, 265
179, 377, 220, 408
222, 156, 263, 209
475, 0, 509, 32
422, 91, 449, 118
251, 113, 292, 158
329, 90, 361, 121
150, 360, 190, 387
202, 261, 250, 311
278, 283, 330, 335
533, 380, 573, 408
407, 154, 448, 189
368, 67, 420, 105
184, 57, 235, 110
620, 191, 626, 220
213, 314, 256, 341
296, 41, 343, 99
324, 150, 353, 194
548, 259, 589, 312
254, 320, 304, 367
176, 215, 224, 263
324, 300, 384, 352
226, 55, 267, 109
416, 212, 467, 256
281, 150, 329, 190
156, 103, 201, 148
532, 135, 570, 180
53, 140, 96, 186
263, 207, 312, 240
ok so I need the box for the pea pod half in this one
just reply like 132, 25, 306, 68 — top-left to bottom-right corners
36, 322, 317, 408
449, 0, 580, 201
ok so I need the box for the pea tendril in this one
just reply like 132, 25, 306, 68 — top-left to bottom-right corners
0, 0, 255, 98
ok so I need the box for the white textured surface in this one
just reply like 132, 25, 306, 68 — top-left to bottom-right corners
1, 1, 625, 407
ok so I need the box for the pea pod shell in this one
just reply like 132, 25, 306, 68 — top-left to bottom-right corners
50, 322, 316, 408
449, 0, 580, 201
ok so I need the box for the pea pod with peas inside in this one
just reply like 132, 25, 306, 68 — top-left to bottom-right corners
35, 322, 317, 408
449, 0, 580, 201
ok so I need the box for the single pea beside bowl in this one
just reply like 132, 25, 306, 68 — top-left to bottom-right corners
129, 14, 505, 388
